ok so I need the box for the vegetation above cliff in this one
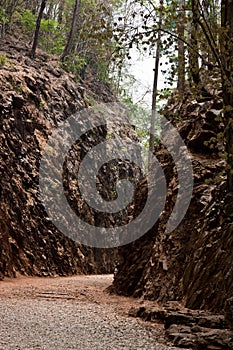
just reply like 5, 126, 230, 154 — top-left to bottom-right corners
0, 0, 232, 192
0, 2, 233, 347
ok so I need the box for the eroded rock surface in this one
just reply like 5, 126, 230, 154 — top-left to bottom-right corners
0, 37, 139, 278
129, 304, 233, 349
112, 93, 233, 320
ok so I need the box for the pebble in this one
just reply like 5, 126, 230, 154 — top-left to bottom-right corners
0, 299, 179, 350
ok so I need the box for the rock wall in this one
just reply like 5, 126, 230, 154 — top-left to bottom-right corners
0, 36, 139, 278
112, 94, 233, 314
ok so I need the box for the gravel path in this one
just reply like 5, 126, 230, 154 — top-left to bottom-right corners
0, 275, 179, 350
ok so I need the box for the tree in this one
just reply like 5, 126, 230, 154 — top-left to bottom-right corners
177, 0, 185, 95
220, 0, 233, 192
148, 1, 163, 167
189, 0, 201, 87
187, 0, 233, 192
60, 0, 81, 61
57, 0, 64, 24
31, 0, 47, 57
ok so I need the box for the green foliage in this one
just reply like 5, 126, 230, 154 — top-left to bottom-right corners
39, 19, 65, 54
203, 129, 224, 150
0, 54, 6, 66
40, 19, 57, 32
158, 88, 173, 102
123, 96, 150, 139
39, 99, 47, 110
204, 171, 225, 185
92, 60, 110, 83
20, 9, 36, 32
9, 79, 23, 94
0, 6, 8, 25
63, 55, 87, 76
122, 94, 161, 168
0, 0, 121, 84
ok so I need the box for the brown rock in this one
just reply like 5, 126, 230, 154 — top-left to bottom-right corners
112, 93, 232, 315
225, 297, 233, 330
0, 37, 140, 279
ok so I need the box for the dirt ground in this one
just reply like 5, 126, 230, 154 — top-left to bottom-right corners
0, 274, 165, 318
0, 274, 139, 315
0, 274, 174, 347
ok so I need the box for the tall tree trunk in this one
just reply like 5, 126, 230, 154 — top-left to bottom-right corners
46, 0, 54, 20
212, 0, 219, 39
31, 0, 47, 58
57, 0, 64, 24
220, 0, 233, 193
60, 0, 81, 61
5, 0, 20, 31
148, 1, 163, 168
177, 0, 185, 96
189, 0, 201, 87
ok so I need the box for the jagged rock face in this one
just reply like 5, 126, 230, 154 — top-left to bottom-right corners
128, 304, 233, 349
0, 37, 139, 278
113, 94, 233, 315
0, 218, 13, 279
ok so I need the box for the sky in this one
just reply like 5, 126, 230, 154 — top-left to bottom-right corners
127, 46, 172, 106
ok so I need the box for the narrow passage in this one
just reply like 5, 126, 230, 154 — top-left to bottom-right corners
0, 275, 179, 350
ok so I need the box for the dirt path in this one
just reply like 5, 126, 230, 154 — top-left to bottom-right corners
0, 275, 178, 350
0, 275, 133, 313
